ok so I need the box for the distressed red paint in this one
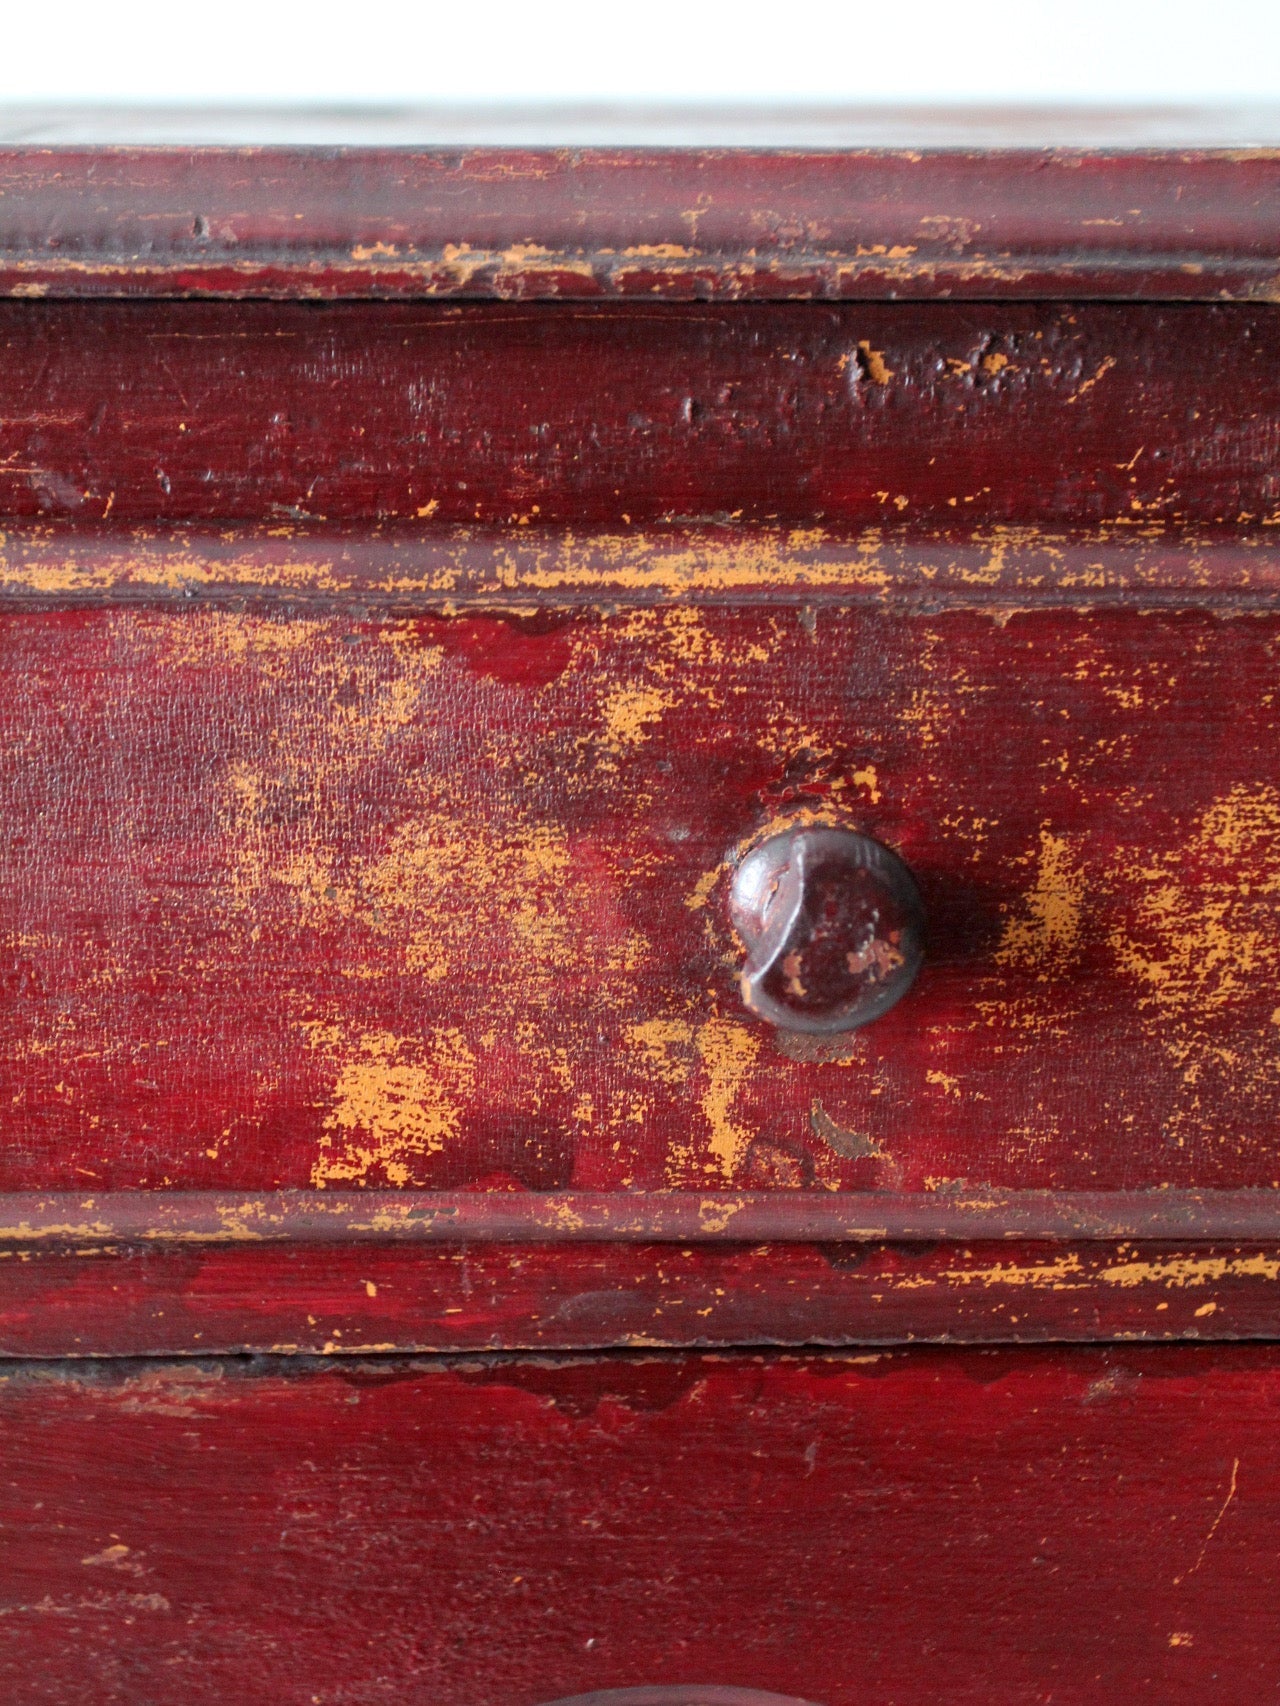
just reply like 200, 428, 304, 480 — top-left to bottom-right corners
2, 602, 1279, 1204
0, 1347, 1275, 1706
0, 1239, 1273, 1358
0, 302, 1270, 530
0, 136, 1277, 1701
1, 144, 1280, 300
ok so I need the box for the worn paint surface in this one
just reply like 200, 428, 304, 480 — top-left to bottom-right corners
10, 524, 1280, 606
0, 302, 1273, 531
0, 1346, 1276, 1704
5, 146, 1280, 1698
0, 146, 1279, 301
1, 1239, 1280, 1357
3, 602, 1280, 1201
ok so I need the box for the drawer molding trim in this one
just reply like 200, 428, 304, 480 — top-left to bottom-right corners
8, 1189, 1280, 1245
3, 525, 1280, 607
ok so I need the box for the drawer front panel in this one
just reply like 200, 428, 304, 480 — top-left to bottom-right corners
0, 1346, 1275, 1706
2, 598, 1279, 1198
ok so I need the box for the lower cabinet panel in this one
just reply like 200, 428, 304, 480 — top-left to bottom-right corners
0, 1346, 1275, 1705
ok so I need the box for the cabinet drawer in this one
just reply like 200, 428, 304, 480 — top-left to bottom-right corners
4, 597, 1279, 1200
0, 1345, 1273, 1706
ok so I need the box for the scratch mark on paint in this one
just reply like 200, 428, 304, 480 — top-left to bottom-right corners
1175, 1457, 1239, 1582
1066, 354, 1117, 402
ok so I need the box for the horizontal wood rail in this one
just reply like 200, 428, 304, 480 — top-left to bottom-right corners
9, 1189, 1280, 1245
5, 525, 1280, 606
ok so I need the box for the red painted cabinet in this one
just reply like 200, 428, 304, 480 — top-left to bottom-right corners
2, 125, 1280, 1703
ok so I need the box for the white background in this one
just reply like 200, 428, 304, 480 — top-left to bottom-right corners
0, 0, 1277, 104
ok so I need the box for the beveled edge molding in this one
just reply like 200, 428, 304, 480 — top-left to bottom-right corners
0, 146, 1279, 302
3, 524, 1280, 608
5, 1189, 1280, 1245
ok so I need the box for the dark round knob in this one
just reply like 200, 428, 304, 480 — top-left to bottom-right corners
728, 825, 924, 1033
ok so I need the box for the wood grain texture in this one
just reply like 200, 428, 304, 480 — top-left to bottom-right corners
0, 1346, 1275, 1704
1, 148, 1280, 300
0, 302, 1272, 532
4, 602, 1280, 1205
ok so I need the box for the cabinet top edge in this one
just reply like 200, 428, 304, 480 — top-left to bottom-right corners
1, 120, 1280, 300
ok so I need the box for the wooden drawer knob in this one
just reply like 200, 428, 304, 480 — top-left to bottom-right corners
729, 826, 924, 1034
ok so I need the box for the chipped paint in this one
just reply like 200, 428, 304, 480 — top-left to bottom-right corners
11, 592, 1280, 1211
1109, 786, 1280, 1117
909, 1252, 1090, 1291
696, 1196, 747, 1234
1, 523, 1279, 604
626, 1019, 695, 1085
600, 683, 676, 751
694, 1020, 761, 1179
311, 1028, 477, 1187
1099, 1252, 1280, 1288
855, 340, 893, 384
997, 828, 1086, 977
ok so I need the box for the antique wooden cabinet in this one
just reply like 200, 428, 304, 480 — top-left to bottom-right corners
3, 109, 1280, 1703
